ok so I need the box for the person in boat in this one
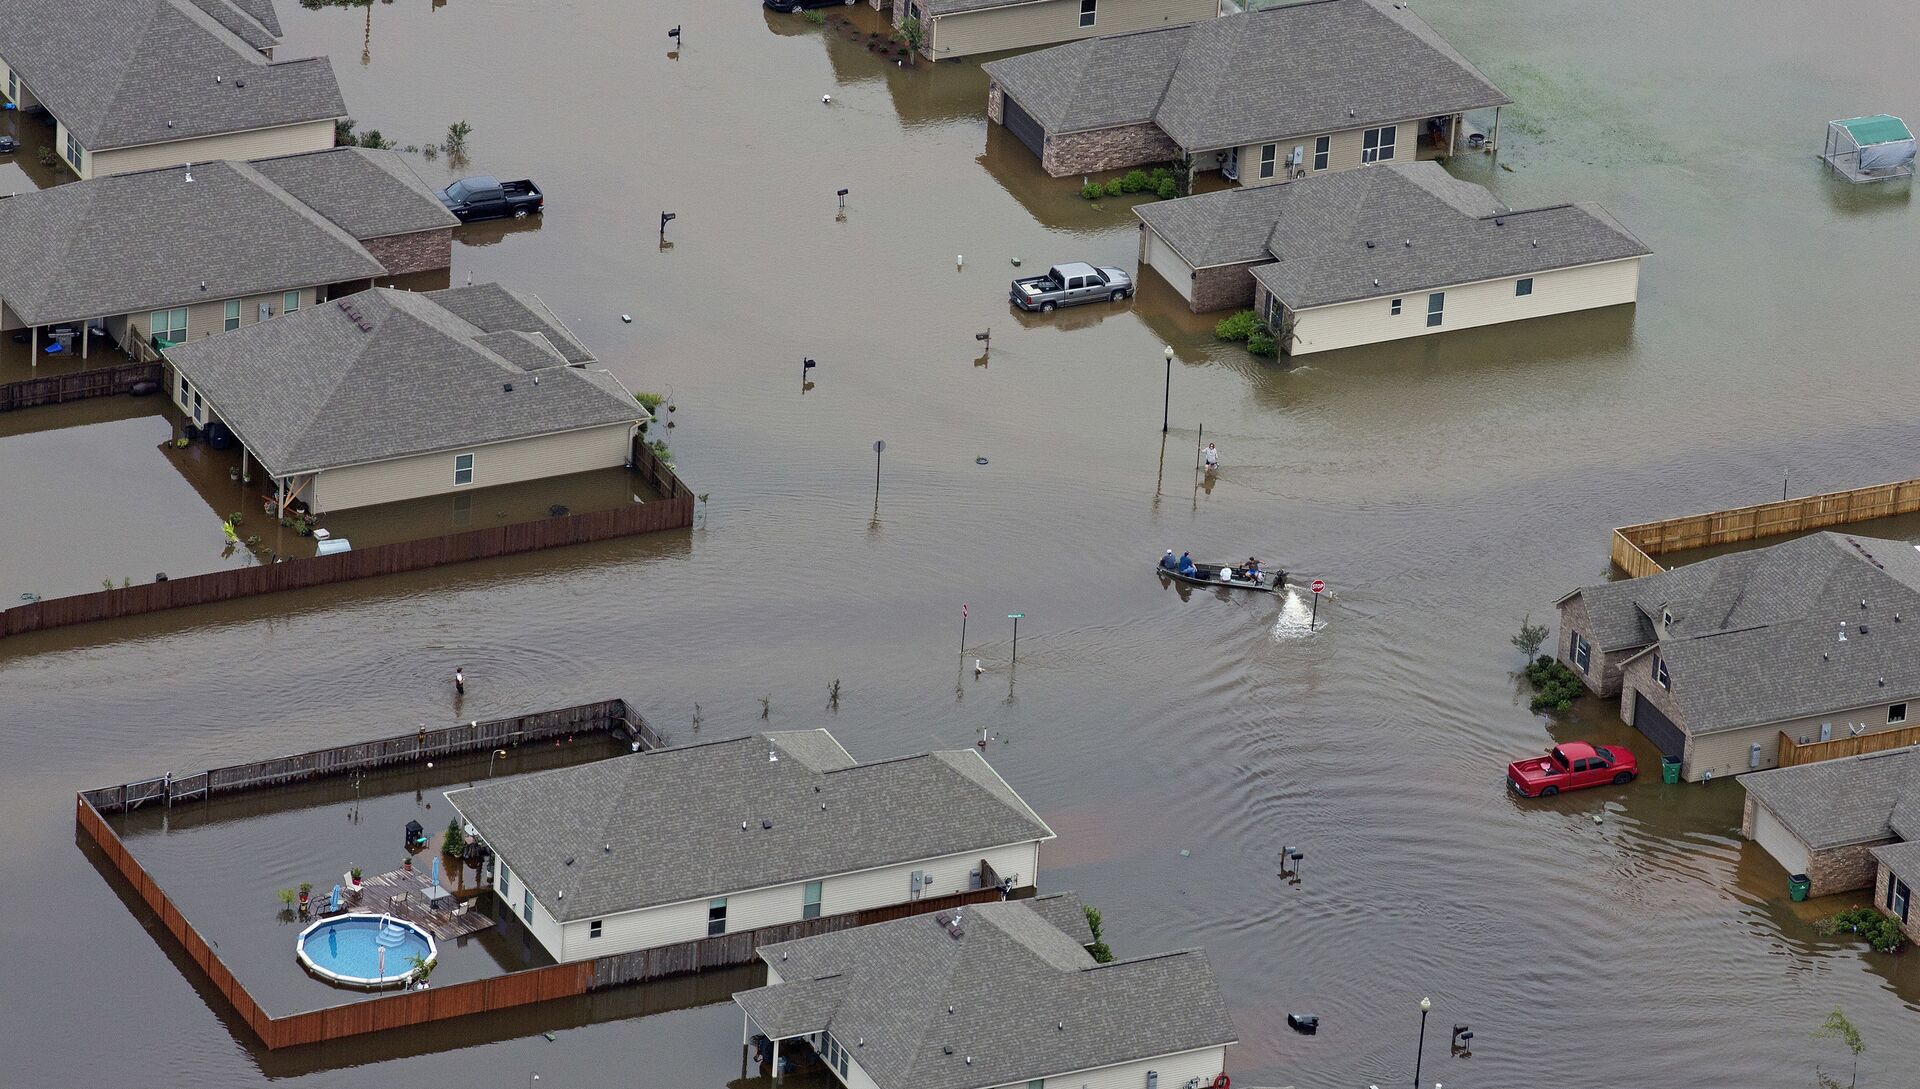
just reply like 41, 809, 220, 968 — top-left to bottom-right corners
1244, 557, 1262, 582
1160, 549, 1180, 572
1177, 552, 1197, 577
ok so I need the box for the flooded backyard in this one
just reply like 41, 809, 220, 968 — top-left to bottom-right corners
5, 0, 1920, 1087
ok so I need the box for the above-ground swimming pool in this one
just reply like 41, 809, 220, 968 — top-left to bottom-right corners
295, 913, 436, 989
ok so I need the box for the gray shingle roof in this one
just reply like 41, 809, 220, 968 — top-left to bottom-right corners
1870, 839, 1920, 880
430, 282, 596, 365
1612, 534, 1920, 734
1742, 749, 1920, 850
734, 894, 1236, 1089
444, 731, 1055, 923
982, 0, 1506, 148
1132, 174, 1299, 268
0, 0, 343, 150
249, 147, 458, 239
1239, 162, 1647, 309
184, 0, 276, 49
162, 284, 640, 476
0, 157, 393, 325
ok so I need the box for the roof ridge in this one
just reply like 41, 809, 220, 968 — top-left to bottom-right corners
1084, 947, 1208, 971
227, 159, 380, 263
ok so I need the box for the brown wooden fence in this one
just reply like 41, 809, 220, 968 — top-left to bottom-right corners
1612, 476, 1920, 577
1778, 724, 1920, 768
0, 359, 160, 412
4, 465, 692, 640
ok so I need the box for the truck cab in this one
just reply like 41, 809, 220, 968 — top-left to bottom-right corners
437, 176, 545, 222
1506, 741, 1637, 797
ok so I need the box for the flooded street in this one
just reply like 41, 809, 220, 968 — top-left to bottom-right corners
5, 1, 1920, 1086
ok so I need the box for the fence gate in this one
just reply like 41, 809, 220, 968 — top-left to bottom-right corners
120, 776, 170, 810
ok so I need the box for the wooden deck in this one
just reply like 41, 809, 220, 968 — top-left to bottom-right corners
330, 864, 495, 942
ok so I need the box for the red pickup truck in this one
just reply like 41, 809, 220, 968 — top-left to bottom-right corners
1506, 741, 1636, 797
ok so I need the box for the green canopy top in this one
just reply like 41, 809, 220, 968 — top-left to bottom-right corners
1836, 114, 1913, 146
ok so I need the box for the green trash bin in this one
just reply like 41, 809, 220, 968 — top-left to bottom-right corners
1661, 757, 1681, 785
1789, 874, 1811, 902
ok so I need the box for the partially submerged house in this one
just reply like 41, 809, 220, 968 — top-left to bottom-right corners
0, 149, 456, 361
734, 892, 1238, 1089
445, 730, 1054, 966
984, 0, 1507, 180
0, 0, 344, 179
896, 0, 1217, 63
1557, 532, 1920, 782
1741, 750, 1920, 927
163, 283, 642, 515
1133, 161, 1646, 345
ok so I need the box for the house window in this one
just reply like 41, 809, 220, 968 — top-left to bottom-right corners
1890, 876, 1912, 923
192, 390, 203, 422
707, 897, 728, 936
499, 864, 511, 898
1389, 298, 1402, 316
149, 307, 187, 346
1313, 135, 1330, 170
1078, 0, 1095, 26
1362, 125, 1396, 163
1426, 292, 1445, 327
803, 880, 823, 920
223, 299, 241, 331
6, 71, 16, 103
522, 888, 533, 925
177, 374, 189, 405
1515, 277, 1534, 297
453, 452, 475, 486
1259, 143, 1276, 179
589, 919, 603, 938
1892, 703, 1908, 725
283, 290, 300, 314
64, 129, 83, 173
1571, 633, 1592, 674
1653, 653, 1670, 690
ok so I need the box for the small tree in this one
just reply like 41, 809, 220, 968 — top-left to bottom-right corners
1812, 1007, 1864, 1089
1082, 904, 1114, 963
901, 15, 923, 54
443, 818, 467, 856
1512, 614, 1549, 660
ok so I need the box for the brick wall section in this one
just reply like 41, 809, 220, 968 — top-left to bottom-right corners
362, 228, 454, 276
1619, 653, 1693, 770
1557, 595, 1638, 697
1806, 839, 1894, 897
1189, 261, 1261, 314
1740, 795, 1758, 838
987, 81, 1004, 125
1041, 122, 1182, 178
1874, 862, 1920, 943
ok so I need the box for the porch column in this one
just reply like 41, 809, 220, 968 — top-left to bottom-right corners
241, 446, 251, 485
29, 325, 35, 368
1449, 113, 1459, 157
770, 1038, 781, 1082
1490, 105, 1501, 152
81, 322, 88, 359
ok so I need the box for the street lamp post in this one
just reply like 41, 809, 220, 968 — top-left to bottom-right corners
1161, 346, 1175, 432
489, 748, 508, 778
1412, 996, 1431, 1088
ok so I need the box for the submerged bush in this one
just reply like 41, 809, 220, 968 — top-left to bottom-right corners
1214, 310, 1260, 342
1081, 182, 1103, 200
1119, 169, 1150, 193
1155, 177, 1180, 199
1525, 654, 1585, 713
1818, 906, 1905, 953
1246, 330, 1277, 358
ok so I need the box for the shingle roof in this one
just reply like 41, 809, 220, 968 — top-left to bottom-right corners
1244, 163, 1647, 309
0, 0, 343, 150
0, 157, 394, 325
982, 0, 1506, 148
734, 894, 1235, 1089
1612, 534, 1920, 734
162, 284, 640, 476
1132, 179, 1298, 268
1870, 839, 1920, 880
249, 147, 458, 239
184, 0, 276, 49
1742, 749, 1920, 850
430, 282, 596, 364
444, 731, 1055, 923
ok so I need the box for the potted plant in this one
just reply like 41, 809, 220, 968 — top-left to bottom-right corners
298, 882, 313, 912
403, 856, 413, 873
404, 951, 436, 989
349, 867, 363, 888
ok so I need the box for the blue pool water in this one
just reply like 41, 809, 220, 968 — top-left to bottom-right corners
297, 915, 434, 986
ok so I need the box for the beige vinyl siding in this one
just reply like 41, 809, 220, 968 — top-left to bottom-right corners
0, 56, 38, 109
989, 1045, 1229, 1089
308, 423, 633, 514
932, 0, 1217, 59
89, 119, 336, 179
496, 860, 567, 956
551, 840, 1042, 961
1685, 700, 1919, 782
1224, 120, 1414, 187
1288, 256, 1641, 356
180, 286, 312, 345
1141, 227, 1197, 302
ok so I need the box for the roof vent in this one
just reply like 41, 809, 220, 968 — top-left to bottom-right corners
1839, 622, 1848, 642
503, 382, 514, 392
184, 163, 193, 183
1364, 240, 1375, 248
1823, 652, 1830, 660
564, 857, 574, 866
1862, 599, 1869, 609
761, 819, 773, 830
965, 1058, 972, 1066
821, 802, 828, 811
556, 890, 563, 900
234, 78, 245, 88
781, 951, 788, 960
1057, 1021, 1065, 1031
215, 75, 222, 84
740, 820, 748, 831
1494, 217, 1504, 226
1879, 677, 1887, 686
769, 749, 779, 762
948, 1005, 955, 1014
167, 120, 174, 128
1404, 238, 1413, 247
857, 1038, 863, 1047
1531, 238, 1539, 247
1348, 109, 1356, 118
604, 843, 612, 853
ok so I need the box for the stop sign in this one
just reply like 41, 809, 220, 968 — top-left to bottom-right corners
1310, 579, 1325, 594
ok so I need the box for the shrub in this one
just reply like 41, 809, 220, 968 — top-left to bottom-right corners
1102, 178, 1127, 198
1081, 182, 1103, 200
1525, 654, 1585, 713
1119, 169, 1150, 193
443, 120, 473, 155
1512, 614, 1548, 659
443, 818, 467, 856
634, 391, 665, 413
1246, 330, 1277, 357
1818, 907, 1905, 952
1155, 177, 1179, 199
1083, 904, 1114, 963
1214, 309, 1260, 342
802, 8, 825, 22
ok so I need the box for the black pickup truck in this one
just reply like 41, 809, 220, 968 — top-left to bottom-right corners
437, 176, 544, 222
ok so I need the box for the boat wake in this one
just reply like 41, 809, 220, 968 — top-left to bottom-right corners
1269, 588, 1319, 641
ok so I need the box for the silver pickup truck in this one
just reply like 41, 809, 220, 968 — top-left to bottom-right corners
1010, 262, 1133, 312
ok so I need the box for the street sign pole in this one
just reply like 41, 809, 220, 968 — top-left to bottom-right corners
960, 602, 968, 657
872, 439, 886, 503
1309, 579, 1325, 628
1008, 613, 1024, 663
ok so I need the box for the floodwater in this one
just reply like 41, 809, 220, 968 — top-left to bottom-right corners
4, 1, 1920, 1087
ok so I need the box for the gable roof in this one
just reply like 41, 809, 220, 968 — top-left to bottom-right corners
1583, 534, 1920, 734
162, 284, 639, 476
0, 156, 400, 326
982, 0, 1506, 149
444, 731, 1055, 923
0, 0, 343, 151
1742, 748, 1920, 850
734, 894, 1235, 1089
248, 146, 458, 239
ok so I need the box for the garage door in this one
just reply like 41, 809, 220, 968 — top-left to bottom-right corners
1751, 805, 1810, 878
1632, 692, 1686, 761
1003, 95, 1046, 160
1143, 230, 1195, 304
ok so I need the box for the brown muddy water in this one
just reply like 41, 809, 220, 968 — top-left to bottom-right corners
4, 1, 1920, 1086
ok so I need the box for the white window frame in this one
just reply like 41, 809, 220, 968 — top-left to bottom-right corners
453, 452, 475, 486
1653, 653, 1670, 690
1259, 143, 1276, 179
283, 290, 301, 314
1079, 0, 1095, 26
64, 129, 83, 173
150, 307, 187, 344
223, 298, 241, 331
1362, 125, 1396, 163
589, 919, 603, 938
521, 888, 533, 924
708, 896, 728, 936
802, 880, 823, 920
1516, 277, 1534, 297
1891, 703, 1908, 725
1313, 134, 1330, 170
1389, 297, 1402, 316
1571, 633, 1591, 674
1425, 292, 1444, 327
